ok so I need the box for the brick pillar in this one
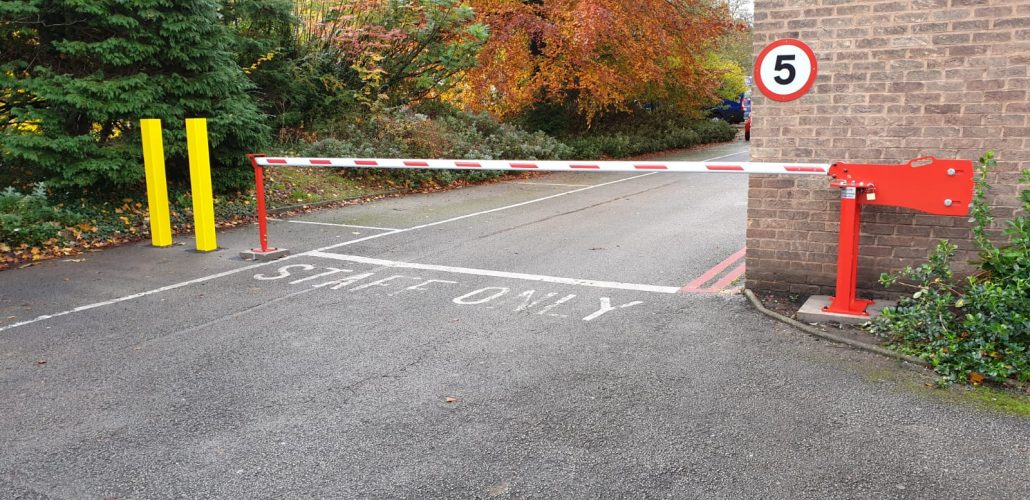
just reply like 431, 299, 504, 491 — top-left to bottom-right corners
747, 0, 1029, 297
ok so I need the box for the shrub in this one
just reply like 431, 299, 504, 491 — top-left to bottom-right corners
868, 152, 1030, 385
0, 184, 82, 247
562, 118, 734, 159
291, 108, 571, 189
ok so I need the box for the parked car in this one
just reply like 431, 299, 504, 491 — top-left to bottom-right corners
709, 97, 745, 123
744, 113, 752, 141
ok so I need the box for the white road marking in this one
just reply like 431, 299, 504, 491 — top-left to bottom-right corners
309, 172, 659, 253
453, 287, 511, 305
699, 150, 749, 162
0, 262, 285, 333
582, 298, 644, 322
509, 181, 590, 187
306, 251, 681, 294
276, 220, 399, 231
0, 149, 743, 333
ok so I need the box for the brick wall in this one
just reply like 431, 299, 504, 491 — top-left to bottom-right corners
747, 0, 1029, 297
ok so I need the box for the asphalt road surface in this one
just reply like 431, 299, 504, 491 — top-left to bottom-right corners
1, 140, 1028, 498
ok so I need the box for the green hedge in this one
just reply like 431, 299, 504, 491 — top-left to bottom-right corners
290, 108, 572, 189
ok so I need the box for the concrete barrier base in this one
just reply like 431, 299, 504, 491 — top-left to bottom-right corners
239, 248, 290, 261
797, 295, 896, 325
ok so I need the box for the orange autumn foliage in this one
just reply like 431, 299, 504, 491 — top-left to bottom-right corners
460, 0, 737, 120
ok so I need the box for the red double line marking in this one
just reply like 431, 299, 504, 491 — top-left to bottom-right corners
680, 247, 746, 293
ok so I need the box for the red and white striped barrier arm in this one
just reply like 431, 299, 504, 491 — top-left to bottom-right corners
253, 157, 830, 175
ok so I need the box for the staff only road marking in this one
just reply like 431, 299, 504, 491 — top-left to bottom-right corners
252, 262, 647, 322
0, 150, 747, 333
305, 251, 683, 294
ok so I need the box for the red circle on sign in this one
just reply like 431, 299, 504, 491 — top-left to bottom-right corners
754, 38, 818, 102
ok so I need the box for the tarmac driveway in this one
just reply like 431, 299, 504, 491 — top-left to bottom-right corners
1, 141, 1028, 498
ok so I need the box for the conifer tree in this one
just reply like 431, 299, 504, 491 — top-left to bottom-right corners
1, 0, 269, 190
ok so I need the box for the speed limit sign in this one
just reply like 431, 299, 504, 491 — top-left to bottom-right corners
754, 39, 818, 102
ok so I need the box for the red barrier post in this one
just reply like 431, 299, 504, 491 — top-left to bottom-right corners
823, 184, 873, 315
240, 154, 288, 261
822, 157, 974, 317
249, 154, 270, 252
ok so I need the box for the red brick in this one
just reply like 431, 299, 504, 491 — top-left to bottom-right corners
748, 0, 1025, 296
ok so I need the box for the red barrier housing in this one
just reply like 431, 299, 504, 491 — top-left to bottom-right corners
823, 156, 974, 316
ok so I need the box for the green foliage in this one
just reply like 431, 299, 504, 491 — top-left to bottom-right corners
1, 0, 269, 192
561, 112, 737, 159
0, 184, 82, 247
706, 54, 747, 102
223, 0, 326, 132
291, 107, 571, 189
971, 152, 1030, 282
714, 24, 753, 76
868, 152, 1030, 385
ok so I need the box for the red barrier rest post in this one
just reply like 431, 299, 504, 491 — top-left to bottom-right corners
824, 156, 974, 316
239, 154, 290, 261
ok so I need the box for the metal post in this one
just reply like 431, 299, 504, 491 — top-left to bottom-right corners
139, 119, 172, 247
251, 155, 269, 253
239, 154, 289, 261
185, 118, 218, 252
823, 186, 873, 316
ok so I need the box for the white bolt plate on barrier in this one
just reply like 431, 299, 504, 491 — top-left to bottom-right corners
255, 157, 830, 175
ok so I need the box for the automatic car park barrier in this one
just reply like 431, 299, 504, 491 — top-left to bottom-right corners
244, 153, 974, 317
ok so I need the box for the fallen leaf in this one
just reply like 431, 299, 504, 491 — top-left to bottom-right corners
968, 372, 985, 385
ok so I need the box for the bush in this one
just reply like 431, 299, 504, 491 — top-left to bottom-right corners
868, 152, 1030, 385
563, 119, 734, 159
0, 185, 82, 247
291, 108, 572, 189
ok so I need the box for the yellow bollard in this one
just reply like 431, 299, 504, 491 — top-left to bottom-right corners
140, 119, 173, 247
185, 118, 218, 252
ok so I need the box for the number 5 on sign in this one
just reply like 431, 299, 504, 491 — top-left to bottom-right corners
755, 39, 818, 102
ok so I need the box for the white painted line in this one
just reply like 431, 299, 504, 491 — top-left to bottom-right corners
509, 181, 591, 187
0, 262, 278, 333
311, 172, 660, 253
697, 150, 749, 162
0, 149, 742, 333
280, 220, 399, 231
306, 251, 681, 294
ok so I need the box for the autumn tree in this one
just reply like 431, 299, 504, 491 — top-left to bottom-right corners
297, 0, 488, 109
460, 0, 737, 121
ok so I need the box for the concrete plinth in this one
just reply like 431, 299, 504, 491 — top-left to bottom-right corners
797, 295, 897, 325
239, 248, 290, 261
